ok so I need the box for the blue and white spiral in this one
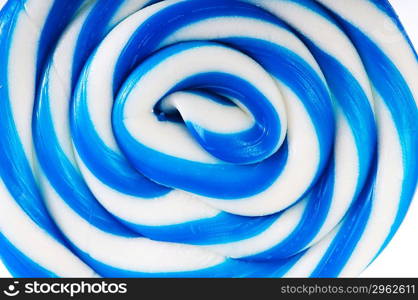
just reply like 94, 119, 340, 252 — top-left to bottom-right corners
0, 0, 417, 277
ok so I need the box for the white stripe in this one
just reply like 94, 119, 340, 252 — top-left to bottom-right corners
0, 179, 96, 277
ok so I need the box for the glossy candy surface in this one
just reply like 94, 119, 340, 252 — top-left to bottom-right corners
0, 0, 417, 277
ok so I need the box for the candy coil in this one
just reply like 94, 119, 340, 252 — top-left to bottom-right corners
0, 0, 417, 277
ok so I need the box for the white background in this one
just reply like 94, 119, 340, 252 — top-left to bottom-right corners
0, 0, 417, 278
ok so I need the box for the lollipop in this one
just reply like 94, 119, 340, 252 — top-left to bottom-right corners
0, 0, 416, 277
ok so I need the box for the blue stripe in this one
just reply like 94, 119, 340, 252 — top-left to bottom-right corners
244, 160, 335, 261
118, 211, 280, 245
71, 62, 171, 197
34, 63, 137, 237
310, 160, 375, 277
301, 40, 377, 195
37, 0, 85, 82
112, 63, 289, 198
72, 245, 304, 278
218, 37, 335, 179
307, 1, 417, 275
0, 0, 65, 243
280, 0, 377, 196
367, 0, 418, 59
334, 12, 418, 262
71, 0, 124, 87
0, 233, 57, 278
34, 0, 167, 236
113, 0, 289, 92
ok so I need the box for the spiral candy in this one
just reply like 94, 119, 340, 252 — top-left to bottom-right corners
0, 0, 417, 277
